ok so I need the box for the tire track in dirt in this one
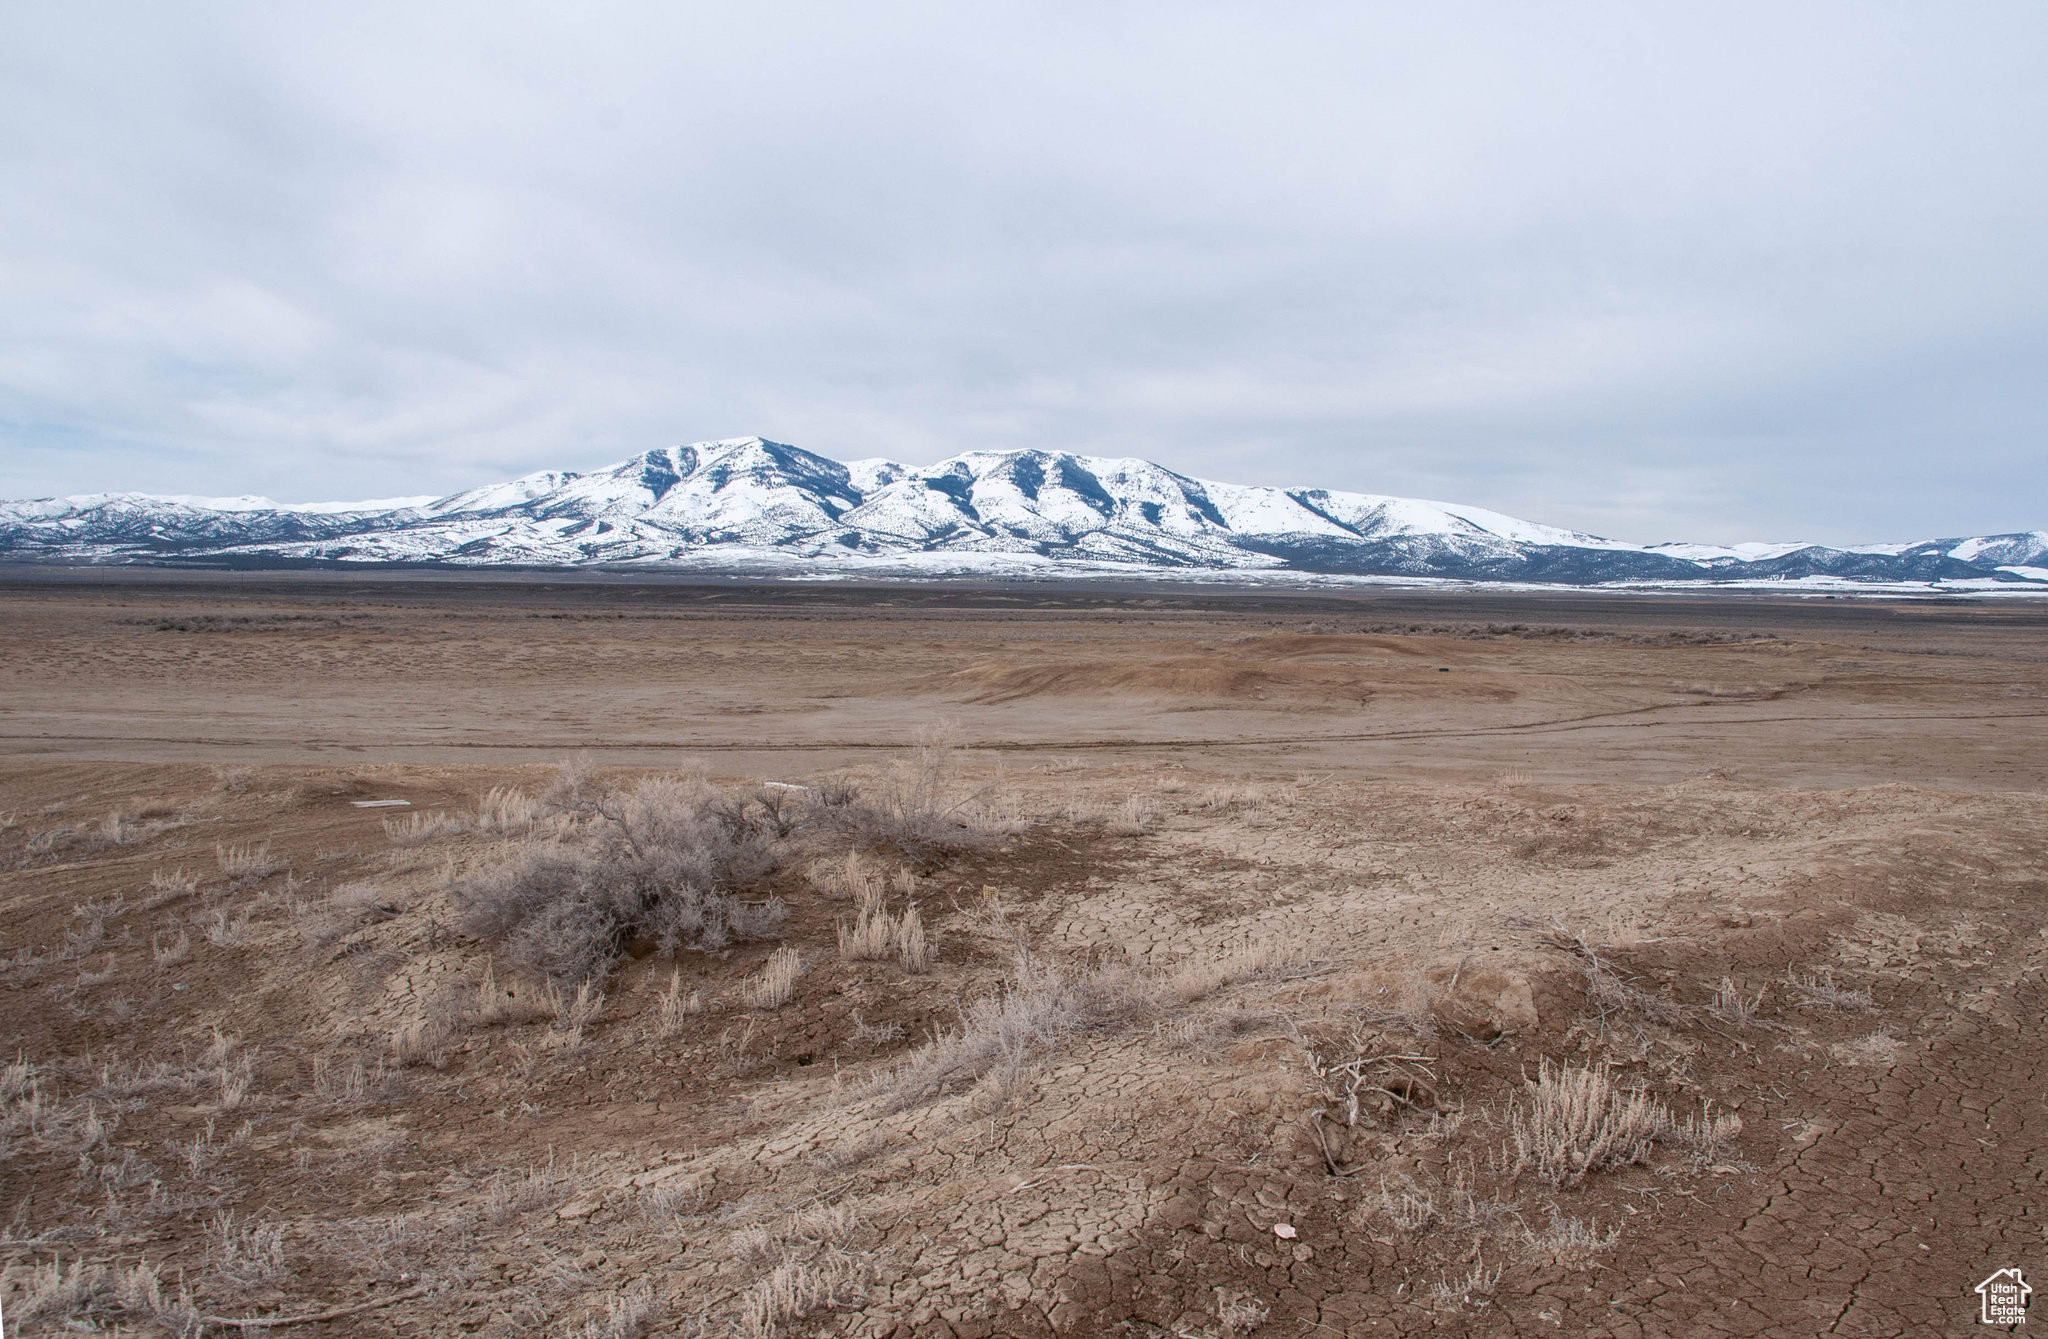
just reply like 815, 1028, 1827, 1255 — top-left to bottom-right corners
5, 707, 2045, 754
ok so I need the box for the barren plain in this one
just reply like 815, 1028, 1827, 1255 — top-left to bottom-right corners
1, 571, 2045, 1337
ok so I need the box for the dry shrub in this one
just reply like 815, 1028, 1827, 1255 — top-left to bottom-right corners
455, 772, 789, 981
0, 1257, 203, 1333
301, 880, 400, 947
384, 810, 460, 845
728, 1203, 864, 1264
216, 841, 283, 879
1708, 976, 1767, 1025
483, 1155, 578, 1223
1368, 1173, 1439, 1233
1507, 1059, 1669, 1187
1526, 1210, 1618, 1264
146, 867, 199, 909
472, 785, 541, 834
573, 1282, 656, 1339
733, 1252, 870, 1339
208, 1210, 291, 1292
856, 952, 1150, 1113
543, 979, 607, 1048
151, 930, 192, 966
1671, 1104, 1744, 1168
743, 948, 802, 1011
1785, 968, 1872, 1012
818, 724, 997, 858
1167, 942, 1290, 1003
203, 907, 252, 948
1104, 793, 1156, 837
463, 960, 554, 1028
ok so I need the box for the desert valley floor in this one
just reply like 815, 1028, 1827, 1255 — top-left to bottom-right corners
0, 570, 2044, 1337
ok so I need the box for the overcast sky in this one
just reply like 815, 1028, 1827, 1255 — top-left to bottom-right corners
3, 3, 2044, 543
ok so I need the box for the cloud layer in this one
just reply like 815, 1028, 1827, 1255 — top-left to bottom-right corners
4, 2, 2044, 543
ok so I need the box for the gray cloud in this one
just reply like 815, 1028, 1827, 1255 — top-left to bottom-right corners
3, 2, 2044, 543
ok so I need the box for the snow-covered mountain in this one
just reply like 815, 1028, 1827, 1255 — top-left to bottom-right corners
3, 436, 2043, 589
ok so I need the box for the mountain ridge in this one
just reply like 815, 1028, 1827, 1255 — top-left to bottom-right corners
4, 436, 2044, 590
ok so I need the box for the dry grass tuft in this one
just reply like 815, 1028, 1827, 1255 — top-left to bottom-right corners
466, 960, 551, 1028
203, 907, 252, 948
655, 968, 706, 1035
742, 948, 802, 1011
146, 867, 200, 909
733, 1252, 870, 1339
1507, 1059, 1669, 1187
1708, 976, 1768, 1026
897, 904, 930, 973
1104, 793, 1157, 837
216, 841, 284, 879
389, 1016, 452, 1068
383, 810, 461, 845
1785, 968, 1873, 1012
837, 906, 898, 961
854, 952, 1151, 1113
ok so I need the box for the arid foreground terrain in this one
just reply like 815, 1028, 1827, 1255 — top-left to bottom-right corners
1, 572, 2045, 1337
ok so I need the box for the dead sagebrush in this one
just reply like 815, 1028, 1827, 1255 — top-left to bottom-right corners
483, 1156, 577, 1224
1217, 1293, 1269, 1336
816, 723, 999, 857
742, 948, 802, 1011
1521, 916, 1682, 1033
208, 1210, 292, 1292
455, 771, 789, 981
1429, 1260, 1502, 1310
2, 1256, 203, 1333
1506, 1059, 1669, 1187
849, 1015, 904, 1045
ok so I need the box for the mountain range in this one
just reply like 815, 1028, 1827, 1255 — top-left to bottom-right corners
3, 437, 2044, 590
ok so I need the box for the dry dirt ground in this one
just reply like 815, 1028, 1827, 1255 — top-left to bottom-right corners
1, 572, 2045, 1337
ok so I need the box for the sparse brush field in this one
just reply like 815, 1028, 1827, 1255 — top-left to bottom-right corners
2, 579, 2047, 1336
3, 748, 2045, 1338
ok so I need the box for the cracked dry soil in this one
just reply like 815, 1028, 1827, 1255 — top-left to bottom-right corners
1, 577, 2045, 1337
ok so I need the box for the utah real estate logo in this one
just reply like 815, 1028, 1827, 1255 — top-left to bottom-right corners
1980, 1268, 2032, 1325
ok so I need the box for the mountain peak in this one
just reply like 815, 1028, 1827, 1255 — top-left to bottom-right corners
2, 440, 2042, 590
